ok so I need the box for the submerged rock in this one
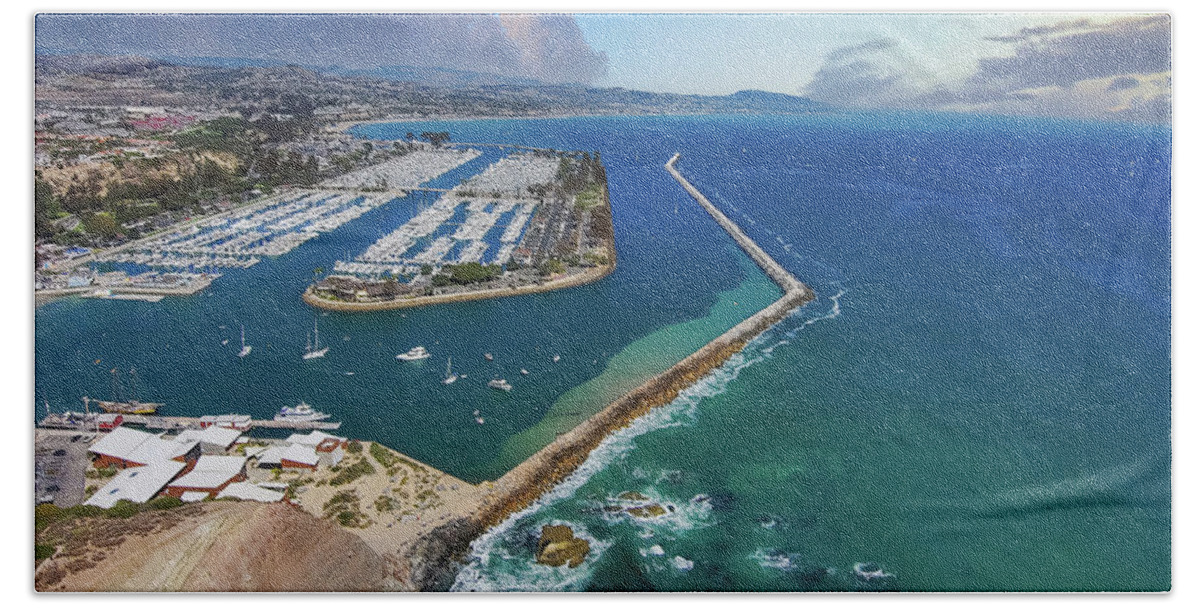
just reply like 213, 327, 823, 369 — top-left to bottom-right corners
536, 524, 590, 568
626, 503, 669, 518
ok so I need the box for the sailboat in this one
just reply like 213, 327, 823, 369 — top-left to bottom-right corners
238, 325, 252, 358
442, 357, 458, 385
302, 318, 329, 360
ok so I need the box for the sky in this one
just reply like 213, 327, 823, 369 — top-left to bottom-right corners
35, 12, 1171, 123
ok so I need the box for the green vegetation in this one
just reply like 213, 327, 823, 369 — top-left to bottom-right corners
431, 262, 503, 287
329, 458, 375, 487
322, 490, 367, 528
369, 442, 401, 468
538, 258, 566, 276
35, 544, 57, 561
574, 184, 604, 210
346, 440, 363, 455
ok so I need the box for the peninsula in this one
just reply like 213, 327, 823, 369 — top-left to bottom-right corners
303, 149, 615, 311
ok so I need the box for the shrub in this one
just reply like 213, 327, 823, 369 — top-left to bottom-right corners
105, 500, 139, 519
346, 440, 363, 454
329, 458, 375, 487
147, 496, 184, 510
35, 544, 57, 561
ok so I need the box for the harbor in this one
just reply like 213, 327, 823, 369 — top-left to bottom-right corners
38, 411, 343, 432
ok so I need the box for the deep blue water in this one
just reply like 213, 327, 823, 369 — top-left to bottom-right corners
35, 112, 1170, 590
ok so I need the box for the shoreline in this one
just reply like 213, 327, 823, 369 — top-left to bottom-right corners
302, 261, 615, 312
397, 153, 814, 589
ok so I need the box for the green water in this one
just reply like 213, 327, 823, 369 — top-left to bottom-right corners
493, 250, 782, 472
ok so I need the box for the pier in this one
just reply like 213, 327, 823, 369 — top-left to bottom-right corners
40, 413, 343, 432
121, 414, 341, 431
469, 153, 814, 533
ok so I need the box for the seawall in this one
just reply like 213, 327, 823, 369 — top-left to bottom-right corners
470, 153, 813, 531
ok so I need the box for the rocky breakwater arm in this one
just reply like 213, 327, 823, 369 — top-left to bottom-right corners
470, 153, 814, 543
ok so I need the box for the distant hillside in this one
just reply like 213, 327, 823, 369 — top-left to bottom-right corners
34, 52, 832, 118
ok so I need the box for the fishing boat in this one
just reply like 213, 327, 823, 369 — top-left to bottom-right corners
237, 325, 252, 358
442, 357, 458, 385
302, 318, 330, 360
274, 401, 331, 422
397, 346, 431, 361
488, 378, 513, 392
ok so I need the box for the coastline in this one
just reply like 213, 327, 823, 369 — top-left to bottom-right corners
397, 153, 814, 589
302, 259, 615, 312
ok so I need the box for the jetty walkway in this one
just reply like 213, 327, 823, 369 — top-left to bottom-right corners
471, 153, 814, 530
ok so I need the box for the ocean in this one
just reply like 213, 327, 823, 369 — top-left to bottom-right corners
34, 112, 1171, 591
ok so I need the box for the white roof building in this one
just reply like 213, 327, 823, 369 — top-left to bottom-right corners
254, 445, 286, 468
167, 455, 246, 493
84, 460, 186, 508
284, 430, 347, 447
280, 443, 320, 468
217, 482, 285, 503
175, 426, 242, 452
90, 426, 198, 466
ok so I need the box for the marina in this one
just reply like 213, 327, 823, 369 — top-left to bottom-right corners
329, 153, 558, 278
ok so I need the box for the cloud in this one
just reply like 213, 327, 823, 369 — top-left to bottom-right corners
799, 15, 1172, 123
34, 14, 607, 85
800, 38, 942, 108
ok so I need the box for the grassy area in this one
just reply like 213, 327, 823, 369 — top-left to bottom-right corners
329, 458, 375, 487
574, 184, 605, 210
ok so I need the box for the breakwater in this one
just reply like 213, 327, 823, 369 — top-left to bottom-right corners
447, 153, 813, 569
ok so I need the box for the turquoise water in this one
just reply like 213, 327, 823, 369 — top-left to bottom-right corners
35, 113, 1170, 591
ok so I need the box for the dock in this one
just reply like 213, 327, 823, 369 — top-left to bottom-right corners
118, 414, 342, 431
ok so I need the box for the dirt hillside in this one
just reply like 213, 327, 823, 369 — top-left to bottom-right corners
36, 501, 385, 592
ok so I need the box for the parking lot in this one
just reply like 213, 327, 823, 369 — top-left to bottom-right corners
34, 430, 93, 507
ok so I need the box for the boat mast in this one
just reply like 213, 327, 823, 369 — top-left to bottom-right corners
110, 368, 121, 402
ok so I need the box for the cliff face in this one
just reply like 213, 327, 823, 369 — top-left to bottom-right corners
36, 502, 386, 592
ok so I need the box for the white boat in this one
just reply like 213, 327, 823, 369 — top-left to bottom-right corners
442, 357, 458, 384
221, 339, 229, 345
473, 409, 484, 425
238, 325, 252, 358
484, 352, 494, 361
520, 368, 529, 376
397, 346, 431, 361
302, 318, 330, 360
488, 378, 513, 392
274, 401, 331, 422
552, 354, 561, 363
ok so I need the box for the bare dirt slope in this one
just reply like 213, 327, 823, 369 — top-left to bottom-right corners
36, 501, 385, 592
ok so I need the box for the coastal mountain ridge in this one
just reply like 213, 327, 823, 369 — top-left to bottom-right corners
34, 52, 831, 117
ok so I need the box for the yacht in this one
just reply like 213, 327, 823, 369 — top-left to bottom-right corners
442, 357, 458, 385
488, 378, 513, 392
552, 354, 561, 363
302, 318, 330, 360
396, 346, 431, 361
237, 325, 252, 358
484, 352, 494, 361
274, 401, 331, 422
520, 368, 529, 376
